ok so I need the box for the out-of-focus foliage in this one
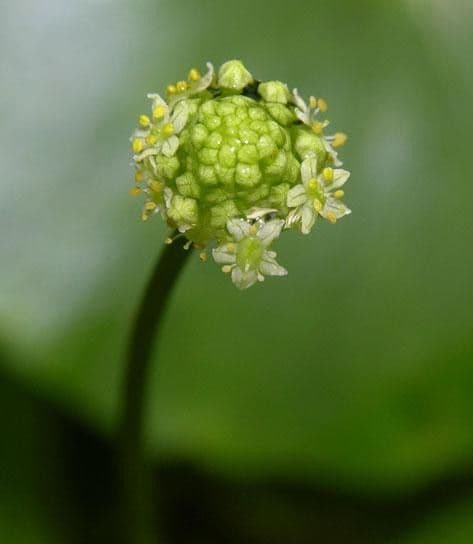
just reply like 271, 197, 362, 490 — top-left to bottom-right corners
1, 0, 472, 541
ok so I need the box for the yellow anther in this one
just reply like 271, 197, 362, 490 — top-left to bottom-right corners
166, 84, 177, 95
138, 114, 150, 127
322, 167, 334, 182
317, 98, 328, 112
144, 201, 157, 211
309, 96, 317, 109
188, 68, 201, 81
152, 104, 166, 119
145, 134, 158, 145
132, 138, 144, 153
176, 80, 188, 92
313, 199, 323, 212
199, 251, 207, 262
325, 211, 337, 223
227, 243, 236, 253
249, 224, 258, 236
148, 179, 163, 193
311, 121, 324, 135
332, 132, 347, 148
134, 171, 144, 182
141, 211, 149, 222
128, 187, 142, 197
308, 179, 318, 190
222, 265, 232, 274
165, 237, 173, 245
333, 190, 345, 199
162, 122, 174, 137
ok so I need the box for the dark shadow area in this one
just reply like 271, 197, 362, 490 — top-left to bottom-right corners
1, 366, 473, 543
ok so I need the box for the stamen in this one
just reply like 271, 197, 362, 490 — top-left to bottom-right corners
309, 96, 317, 109
188, 68, 201, 81
199, 251, 207, 262
145, 134, 158, 145
176, 80, 188, 92
166, 84, 177, 95
325, 211, 337, 223
152, 105, 166, 119
332, 132, 347, 148
333, 190, 344, 199
317, 98, 328, 112
311, 121, 324, 135
148, 180, 163, 193
322, 167, 334, 182
162, 123, 174, 137
138, 114, 150, 127
313, 199, 323, 212
132, 138, 144, 153
222, 265, 232, 273
134, 171, 144, 182
128, 187, 142, 196
308, 179, 318, 190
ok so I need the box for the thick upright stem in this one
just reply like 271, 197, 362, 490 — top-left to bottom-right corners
118, 234, 191, 543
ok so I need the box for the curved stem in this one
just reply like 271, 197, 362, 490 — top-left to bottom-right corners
118, 233, 191, 544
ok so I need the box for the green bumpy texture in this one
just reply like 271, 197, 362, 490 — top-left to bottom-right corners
131, 60, 340, 247
164, 96, 327, 244
174, 96, 297, 243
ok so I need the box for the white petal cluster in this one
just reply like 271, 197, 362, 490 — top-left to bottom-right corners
286, 157, 351, 234
213, 219, 287, 290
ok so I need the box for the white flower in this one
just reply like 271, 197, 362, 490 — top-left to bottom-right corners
132, 95, 189, 162
169, 62, 215, 107
212, 219, 287, 289
286, 157, 351, 234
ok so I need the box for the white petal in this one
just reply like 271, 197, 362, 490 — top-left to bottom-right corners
246, 207, 277, 220
133, 146, 161, 162
212, 245, 237, 265
322, 197, 351, 219
295, 108, 310, 125
192, 62, 215, 93
259, 252, 288, 277
163, 187, 173, 209
323, 139, 342, 167
161, 135, 179, 157
285, 207, 302, 229
257, 219, 284, 247
329, 169, 350, 190
231, 267, 258, 290
226, 218, 251, 241
300, 156, 318, 185
292, 88, 308, 113
171, 101, 189, 133
301, 203, 316, 234
147, 93, 168, 108
287, 184, 307, 208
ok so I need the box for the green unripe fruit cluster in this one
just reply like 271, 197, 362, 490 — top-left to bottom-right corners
130, 60, 350, 289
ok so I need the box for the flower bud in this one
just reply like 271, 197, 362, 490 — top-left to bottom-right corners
217, 60, 254, 91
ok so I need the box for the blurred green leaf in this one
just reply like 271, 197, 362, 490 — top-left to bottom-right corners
1, 0, 472, 504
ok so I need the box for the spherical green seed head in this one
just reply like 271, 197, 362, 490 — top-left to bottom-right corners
130, 60, 351, 289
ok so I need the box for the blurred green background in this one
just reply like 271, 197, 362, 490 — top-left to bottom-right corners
1, 0, 473, 542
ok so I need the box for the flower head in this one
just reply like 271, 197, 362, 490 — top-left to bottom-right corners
130, 60, 351, 289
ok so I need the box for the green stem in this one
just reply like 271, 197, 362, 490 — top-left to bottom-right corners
118, 233, 191, 544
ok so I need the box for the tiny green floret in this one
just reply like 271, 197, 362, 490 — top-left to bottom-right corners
130, 60, 351, 289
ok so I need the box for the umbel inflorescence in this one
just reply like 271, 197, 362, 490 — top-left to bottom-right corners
130, 60, 351, 289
